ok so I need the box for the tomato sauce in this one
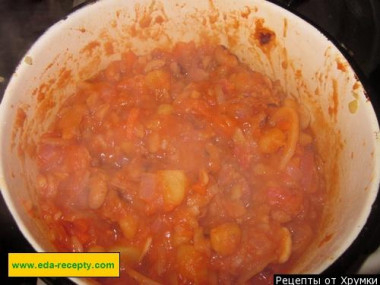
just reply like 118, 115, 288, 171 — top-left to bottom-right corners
35, 42, 325, 284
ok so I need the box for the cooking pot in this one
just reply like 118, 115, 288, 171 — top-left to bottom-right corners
0, 0, 379, 278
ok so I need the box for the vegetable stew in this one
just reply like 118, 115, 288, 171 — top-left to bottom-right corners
35, 42, 325, 284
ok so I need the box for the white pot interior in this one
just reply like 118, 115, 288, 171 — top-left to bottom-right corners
0, 0, 379, 275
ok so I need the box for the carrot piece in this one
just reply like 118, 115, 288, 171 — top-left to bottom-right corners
120, 50, 138, 73
144, 69, 171, 91
126, 107, 140, 140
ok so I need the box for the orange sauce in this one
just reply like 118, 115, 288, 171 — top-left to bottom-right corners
34, 42, 325, 284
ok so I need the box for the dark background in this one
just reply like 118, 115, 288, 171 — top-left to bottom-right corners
0, 0, 379, 284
